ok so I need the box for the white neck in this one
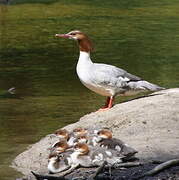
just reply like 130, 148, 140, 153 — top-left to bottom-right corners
78, 51, 92, 62
76, 51, 93, 77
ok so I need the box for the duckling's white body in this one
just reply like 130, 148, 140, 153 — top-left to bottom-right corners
89, 146, 123, 166
69, 151, 94, 167
95, 129, 137, 159
48, 155, 70, 174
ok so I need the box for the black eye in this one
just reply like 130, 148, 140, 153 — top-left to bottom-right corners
70, 33, 76, 35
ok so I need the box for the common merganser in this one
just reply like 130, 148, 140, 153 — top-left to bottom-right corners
74, 134, 87, 144
72, 143, 124, 167
50, 140, 69, 154
47, 152, 70, 174
73, 127, 88, 136
73, 127, 102, 145
59, 142, 124, 176
58, 143, 94, 176
55, 30, 164, 111
54, 128, 96, 147
54, 129, 76, 147
48, 140, 132, 175
95, 129, 137, 158
73, 127, 103, 137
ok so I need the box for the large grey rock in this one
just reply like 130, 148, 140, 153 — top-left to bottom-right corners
12, 88, 179, 178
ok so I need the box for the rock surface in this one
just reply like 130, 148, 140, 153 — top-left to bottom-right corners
12, 88, 179, 179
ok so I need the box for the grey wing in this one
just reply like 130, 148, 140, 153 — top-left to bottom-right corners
91, 63, 141, 87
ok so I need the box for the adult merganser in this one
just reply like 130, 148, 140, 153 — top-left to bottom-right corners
95, 129, 137, 158
55, 30, 164, 111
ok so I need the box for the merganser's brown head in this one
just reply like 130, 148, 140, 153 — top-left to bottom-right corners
73, 127, 88, 136
54, 129, 69, 140
55, 30, 93, 52
74, 143, 89, 155
97, 129, 112, 139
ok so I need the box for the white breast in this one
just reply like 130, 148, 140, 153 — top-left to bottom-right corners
76, 51, 112, 97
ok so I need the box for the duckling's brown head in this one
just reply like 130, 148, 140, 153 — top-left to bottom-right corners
97, 129, 112, 139
52, 140, 69, 152
74, 143, 89, 155
55, 30, 93, 53
73, 127, 88, 136
54, 129, 69, 140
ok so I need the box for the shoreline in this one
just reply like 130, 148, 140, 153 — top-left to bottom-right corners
12, 88, 179, 179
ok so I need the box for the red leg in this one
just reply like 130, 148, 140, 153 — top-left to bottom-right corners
104, 97, 111, 108
97, 96, 114, 111
107, 96, 114, 108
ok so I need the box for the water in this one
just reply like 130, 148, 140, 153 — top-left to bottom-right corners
0, 0, 179, 179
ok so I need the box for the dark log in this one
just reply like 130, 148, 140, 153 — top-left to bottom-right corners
31, 171, 67, 180
135, 158, 179, 179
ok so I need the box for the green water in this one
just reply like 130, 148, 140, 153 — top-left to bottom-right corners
0, 0, 179, 179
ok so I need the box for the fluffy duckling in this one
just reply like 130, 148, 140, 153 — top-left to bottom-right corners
54, 129, 69, 139
70, 143, 93, 167
73, 127, 88, 137
75, 134, 88, 144
73, 127, 103, 137
51, 143, 124, 176
73, 127, 105, 145
95, 129, 138, 158
58, 143, 94, 176
47, 152, 70, 174
54, 129, 76, 147
70, 143, 123, 168
50, 140, 70, 154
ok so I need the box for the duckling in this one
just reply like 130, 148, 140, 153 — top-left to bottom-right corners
95, 129, 138, 158
75, 134, 88, 144
73, 127, 88, 137
47, 152, 70, 174
54, 129, 76, 147
50, 140, 70, 154
70, 143, 93, 167
59, 143, 124, 176
73, 127, 103, 137
89, 145, 123, 166
73, 127, 106, 145
59, 143, 94, 176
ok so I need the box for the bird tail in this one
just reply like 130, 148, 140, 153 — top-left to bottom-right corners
128, 80, 165, 92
